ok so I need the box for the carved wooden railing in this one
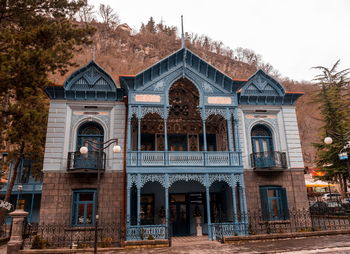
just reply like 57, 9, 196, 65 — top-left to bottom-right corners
127, 151, 241, 167
126, 225, 168, 240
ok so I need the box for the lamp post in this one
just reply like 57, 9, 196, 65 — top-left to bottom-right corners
79, 138, 121, 254
16, 184, 23, 208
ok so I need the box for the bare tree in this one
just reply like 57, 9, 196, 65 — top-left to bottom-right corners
78, 4, 95, 23
98, 4, 120, 29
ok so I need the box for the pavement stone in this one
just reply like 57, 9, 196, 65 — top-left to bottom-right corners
1, 234, 350, 254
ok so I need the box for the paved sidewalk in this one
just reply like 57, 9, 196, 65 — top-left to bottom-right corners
114, 234, 350, 254
1, 234, 350, 253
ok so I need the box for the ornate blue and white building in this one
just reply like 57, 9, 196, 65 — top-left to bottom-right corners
41, 46, 308, 241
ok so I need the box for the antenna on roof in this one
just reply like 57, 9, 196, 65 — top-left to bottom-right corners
181, 15, 185, 48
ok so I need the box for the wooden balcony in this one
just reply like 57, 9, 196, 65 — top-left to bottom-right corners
127, 151, 242, 167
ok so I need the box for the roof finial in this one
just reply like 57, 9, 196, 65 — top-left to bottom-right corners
181, 15, 185, 48
91, 44, 96, 61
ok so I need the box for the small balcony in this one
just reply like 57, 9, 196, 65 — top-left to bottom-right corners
127, 151, 242, 167
250, 151, 287, 170
67, 151, 106, 173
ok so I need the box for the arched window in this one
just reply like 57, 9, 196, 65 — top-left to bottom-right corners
251, 124, 273, 154
76, 122, 104, 151
251, 124, 274, 168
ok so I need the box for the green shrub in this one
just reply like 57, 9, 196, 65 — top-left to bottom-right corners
100, 237, 113, 248
77, 242, 91, 249
31, 235, 49, 249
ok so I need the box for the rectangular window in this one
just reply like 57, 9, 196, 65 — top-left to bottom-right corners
260, 186, 289, 221
71, 189, 96, 226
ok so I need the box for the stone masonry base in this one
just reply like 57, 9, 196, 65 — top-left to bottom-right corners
244, 169, 309, 211
39, 171, 124, 225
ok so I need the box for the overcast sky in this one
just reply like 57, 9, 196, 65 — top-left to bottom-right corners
88, 0, 350, 82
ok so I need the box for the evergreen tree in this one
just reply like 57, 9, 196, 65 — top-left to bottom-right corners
0, 0, 95, 223
313, 60, 350, 194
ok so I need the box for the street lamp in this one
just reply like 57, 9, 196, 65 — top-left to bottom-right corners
324, 134, 350, 184
79, 138, 121, 254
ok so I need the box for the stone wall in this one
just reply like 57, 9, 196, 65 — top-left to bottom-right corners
40, 171, 124, 225
244, 169, 309, 211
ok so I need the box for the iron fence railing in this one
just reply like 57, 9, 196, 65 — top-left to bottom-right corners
20, 207, 350, 248
22, 222, 122, 249
250, 151, 287, 169
67, 151, 106, 172
0, 223, 11, 240
211, 208, 350, 241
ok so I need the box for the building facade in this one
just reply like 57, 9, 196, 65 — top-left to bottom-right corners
41, 47, 307, 241
0, 159, 42, 224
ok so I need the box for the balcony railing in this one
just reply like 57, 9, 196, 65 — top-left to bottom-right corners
67, 151, 106, 172
127, 151, 241, 167
250, 151, 287, 170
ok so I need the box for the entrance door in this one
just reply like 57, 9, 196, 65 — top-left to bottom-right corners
170, 194, 189, 236
251, 125, 274, 168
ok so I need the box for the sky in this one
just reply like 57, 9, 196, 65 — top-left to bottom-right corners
88, 0, 350, 82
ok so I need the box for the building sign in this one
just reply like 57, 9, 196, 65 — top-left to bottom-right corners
0, 200, 12, 211
339, 152, 348, 160
135, 94, 161, 103
207, 97, 232, 105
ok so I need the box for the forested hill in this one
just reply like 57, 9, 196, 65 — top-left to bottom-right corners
50, 18, 320, 167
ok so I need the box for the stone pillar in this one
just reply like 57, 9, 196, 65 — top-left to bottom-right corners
7, 201, 28, 254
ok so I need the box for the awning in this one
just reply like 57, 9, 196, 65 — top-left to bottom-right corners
305, 179, 335, 187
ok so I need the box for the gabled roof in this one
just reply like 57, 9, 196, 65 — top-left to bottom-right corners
237, 69, 303, 105
64, 60, 117, 92
45, 61, 124, 101
120, 48, 242, 93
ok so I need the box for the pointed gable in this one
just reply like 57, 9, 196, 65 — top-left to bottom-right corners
65, 61, 117, 92
120, 48, 242, 94
45, 61, 124, 101
241, 69, 284, 96
238, 70, 302, 105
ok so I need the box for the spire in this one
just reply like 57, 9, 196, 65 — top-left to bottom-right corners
181, 15, 185, 48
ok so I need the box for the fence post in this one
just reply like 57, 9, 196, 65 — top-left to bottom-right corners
7, 200, 28, 254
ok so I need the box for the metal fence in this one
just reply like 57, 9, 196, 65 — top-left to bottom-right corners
0, 223, 11, 240
212, 208, 350, 241
22, 222, 122, 249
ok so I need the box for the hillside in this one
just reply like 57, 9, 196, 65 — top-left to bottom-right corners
50, 19, 321, 167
